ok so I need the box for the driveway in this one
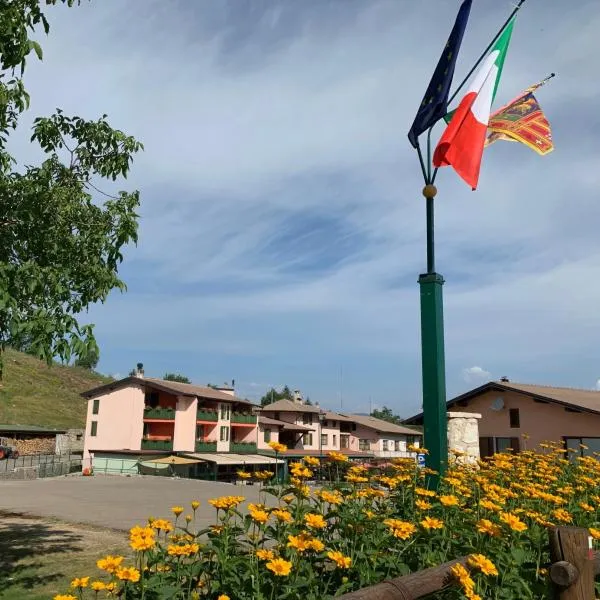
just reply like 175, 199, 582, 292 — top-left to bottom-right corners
0, 475, 270, 531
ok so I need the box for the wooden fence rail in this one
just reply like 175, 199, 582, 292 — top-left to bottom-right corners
338, 527, 600, 600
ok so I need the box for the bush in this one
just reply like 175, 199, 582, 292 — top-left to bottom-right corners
57, 442, 600, 599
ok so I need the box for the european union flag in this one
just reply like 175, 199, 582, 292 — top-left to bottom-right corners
408, 0, 472, 148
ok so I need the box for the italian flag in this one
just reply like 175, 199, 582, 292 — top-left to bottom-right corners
433, 19, 515, 190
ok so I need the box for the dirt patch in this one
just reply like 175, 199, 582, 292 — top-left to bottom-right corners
0, 513, 129, 600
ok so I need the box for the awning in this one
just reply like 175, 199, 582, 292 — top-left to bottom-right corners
140, 455, 204, 465
183, 453, 284, 465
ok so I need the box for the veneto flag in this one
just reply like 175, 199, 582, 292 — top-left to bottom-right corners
433, 18, 515, 190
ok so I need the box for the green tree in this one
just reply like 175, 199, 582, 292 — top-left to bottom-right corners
164, 373, 191, 384
74, 346, 99, 370
0, 0, 142, 377
371, 406, 403, 425
260, 385, 294, 406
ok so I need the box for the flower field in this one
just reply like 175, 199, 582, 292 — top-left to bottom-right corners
55, 442, 600, 600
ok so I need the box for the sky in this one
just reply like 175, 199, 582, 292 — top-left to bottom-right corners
12, 0, 600, 416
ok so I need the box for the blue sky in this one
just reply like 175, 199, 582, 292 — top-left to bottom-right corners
13, 0, 600, 416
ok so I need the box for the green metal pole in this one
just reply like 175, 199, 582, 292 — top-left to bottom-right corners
419, 184, 448, 485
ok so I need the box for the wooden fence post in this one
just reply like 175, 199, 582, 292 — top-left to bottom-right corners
549, 526, 594, 599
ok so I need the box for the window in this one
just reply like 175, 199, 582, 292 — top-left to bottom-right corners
303, 433, 313, 446
509, 408, 520, 428
395, 440, 402, 452
220, 426, 229, 442
264, 429, 271, 443
332, 435, 337, 447
323, 421, 328, 428
340, 435, 349, 449
92, 399, 99, 415
321, 434, 328, 447
76, 433, 83, 441
145, 391, 159, 408
90, 421, 97, 437
302, 413, 313, 425
564, 437, 600, 461
406, 435, 416, 447
359, 439, 370, 451
196, 425, 204, 440
220, 404, 230, 420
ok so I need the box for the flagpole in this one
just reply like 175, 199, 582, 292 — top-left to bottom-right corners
412, 0, 529, 485
430, 0, 528, 185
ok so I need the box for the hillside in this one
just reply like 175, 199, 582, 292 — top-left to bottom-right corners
0, 349, 112, 428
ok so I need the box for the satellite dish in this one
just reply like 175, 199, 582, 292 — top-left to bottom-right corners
491, 397, 505, 411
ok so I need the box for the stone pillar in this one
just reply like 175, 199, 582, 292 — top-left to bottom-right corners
447, 412, 481, 465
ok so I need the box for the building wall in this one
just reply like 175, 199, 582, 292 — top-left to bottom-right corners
320, 423, 341, 450
216, 402, 231, 452
453, 390, 600, 450
232, 425, 257, 444
84, 385, 145, 459
173, 396, 197, 452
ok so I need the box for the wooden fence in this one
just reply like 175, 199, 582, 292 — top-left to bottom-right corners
338, 527, 599, 600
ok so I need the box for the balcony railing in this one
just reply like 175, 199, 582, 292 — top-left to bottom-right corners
231, 413, 257, 424
143, 407, 175, 420
196, 409, 218, 421
195, 440, 217, 452
141, 438, 173, 451
231, 442, 257, 453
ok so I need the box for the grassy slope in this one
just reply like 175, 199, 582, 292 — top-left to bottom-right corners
0, 348, 112, 428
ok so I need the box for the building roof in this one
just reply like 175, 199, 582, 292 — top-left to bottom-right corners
261, 448, 374, 458
258, 416, 313, 432
0, 424, 67, 434
342, 413, 423, 436
403, 380, 600, 424
322, 411, 354, 423
260, 399, 321, 413
82, 377, 255, 406
182, 453, 284, 465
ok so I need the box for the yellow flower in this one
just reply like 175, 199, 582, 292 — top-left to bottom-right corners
415, 499, 432, 510
421, 517, 444, 530
327, 550, 352, 569
96, 555, 124, 573
129, 525, 156, 552
115, 566, 141, 582
191, 500, 200, 510
327, 451, 349, 462
500, 512, 528, 532
479, 499, 501, 512
476, 519, 501, 537
171, 506, 184, 516
268, 441, 288, 453
439, 494, 459, 507
53, 596, 78, 600
70, 577, 90, 589
384, 519, 417, 540
218, 595, 230, 600
308, 538, 325, 552
304, 456, 320, 466
590, 527, 600, 540
249, 508, 270, 524
451, 563, 476, 594
304, 513, 327, 529
272, 509, 293, 523
237, 470, 251, 479
90, 581, 106, 591
209, 495, 245, 510
468, 554, 499, 576
266, 558, 292, 576
317, 489, 344, 505
415, 487, 436, 498
151, 519, 174, 532
552, 508, 573, 523
256, 549, 275, 561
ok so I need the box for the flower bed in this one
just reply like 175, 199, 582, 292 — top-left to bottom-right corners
56, 442, 600, 599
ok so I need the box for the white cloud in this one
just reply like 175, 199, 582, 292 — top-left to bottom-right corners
462, 367, 492, 384
10, 0, 600, 415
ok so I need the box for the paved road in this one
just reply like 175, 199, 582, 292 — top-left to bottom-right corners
0, 476, 270, 531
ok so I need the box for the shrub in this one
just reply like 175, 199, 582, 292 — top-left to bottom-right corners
58, 442, 600, 599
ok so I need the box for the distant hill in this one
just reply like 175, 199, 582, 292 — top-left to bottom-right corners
0, 348, 112, 428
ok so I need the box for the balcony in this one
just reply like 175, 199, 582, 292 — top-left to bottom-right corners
231, 413, 257, 424
231, 442, 257, 453
143, 407, 175, 420
141, 438, 173, 451
195, 440, 217, 452
196, 409, 218, 422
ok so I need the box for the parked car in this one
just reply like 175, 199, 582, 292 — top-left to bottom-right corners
0, 444, 19, 459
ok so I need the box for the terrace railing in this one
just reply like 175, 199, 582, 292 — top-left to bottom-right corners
195, 441, 217, 452
196, 409, 218, 421
230, 442, 257, 453
231, 413, 257, 424
143, 407, 175, 420
141, 438, 173, 451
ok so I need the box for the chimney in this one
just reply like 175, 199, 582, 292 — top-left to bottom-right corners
214, 381, 235, 397
500, 376, 509, 383
293, 390, 303, 404
135, 363, 144, 378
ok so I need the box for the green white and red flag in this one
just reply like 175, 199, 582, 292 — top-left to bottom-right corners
433, 18, 515, 190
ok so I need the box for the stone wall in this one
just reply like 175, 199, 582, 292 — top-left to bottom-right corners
55, 429, 85, 455
447, 411, 481, 464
